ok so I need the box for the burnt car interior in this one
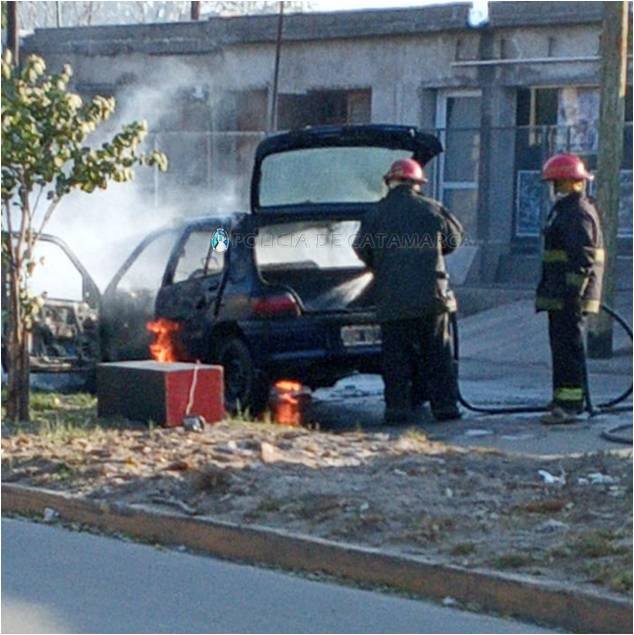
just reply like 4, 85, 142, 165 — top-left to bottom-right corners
22, 235, 100, 373
100, 228, 181, 361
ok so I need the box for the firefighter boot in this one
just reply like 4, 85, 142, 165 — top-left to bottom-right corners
540, 406, 582, 425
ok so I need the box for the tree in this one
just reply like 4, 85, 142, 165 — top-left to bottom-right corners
1, 52, 168, 422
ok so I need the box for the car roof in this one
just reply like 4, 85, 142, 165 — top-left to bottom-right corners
176, 212, 247, 229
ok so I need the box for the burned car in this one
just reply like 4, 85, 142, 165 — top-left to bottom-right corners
17, 125, 443, 412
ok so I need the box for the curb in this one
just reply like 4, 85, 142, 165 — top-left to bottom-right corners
3, 483, 631, 634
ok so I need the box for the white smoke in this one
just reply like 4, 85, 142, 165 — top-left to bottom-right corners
39, 57, 250, 291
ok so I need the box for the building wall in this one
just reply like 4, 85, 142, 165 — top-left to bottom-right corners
24, 4, 630, 282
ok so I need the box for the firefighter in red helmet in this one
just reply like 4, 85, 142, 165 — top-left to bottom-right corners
353, 158, 464, 425
537, 153, 604, 424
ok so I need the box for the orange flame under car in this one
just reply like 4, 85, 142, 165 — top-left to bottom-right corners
270, 380, 310, 426
146, 318, 182, 363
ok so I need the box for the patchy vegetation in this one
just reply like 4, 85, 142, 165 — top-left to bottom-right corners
2, 392, 632, 596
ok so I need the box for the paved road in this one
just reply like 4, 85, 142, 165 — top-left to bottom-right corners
1, 519, 553, 634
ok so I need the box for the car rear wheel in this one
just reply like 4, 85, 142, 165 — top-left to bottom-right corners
214, 337, 268, 415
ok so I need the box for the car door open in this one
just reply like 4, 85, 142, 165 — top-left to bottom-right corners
2, 234, 100, 376
100, 228, 181, 361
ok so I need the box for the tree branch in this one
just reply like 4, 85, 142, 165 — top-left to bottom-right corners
2, 197, 18, 272
34, 196, 60, 241
31, 183, 45, 217
14, 177, 30, 273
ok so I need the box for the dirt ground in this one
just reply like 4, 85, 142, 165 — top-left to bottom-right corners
2, 394, 632, 598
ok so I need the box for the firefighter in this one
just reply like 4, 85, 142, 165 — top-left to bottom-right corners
354, 158, 464, 425
537, 153, 604, 424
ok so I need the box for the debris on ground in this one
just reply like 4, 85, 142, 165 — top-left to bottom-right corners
42, 507, 59, 523
2, 394, 632, 597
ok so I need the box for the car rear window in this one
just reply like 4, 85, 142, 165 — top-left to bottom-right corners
259, 146, 412, 207
255, 220, 364, 270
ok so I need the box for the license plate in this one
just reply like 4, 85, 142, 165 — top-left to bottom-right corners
341, 324, 382, 347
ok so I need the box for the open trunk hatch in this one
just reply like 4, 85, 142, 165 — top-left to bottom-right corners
251, 124, 443, 214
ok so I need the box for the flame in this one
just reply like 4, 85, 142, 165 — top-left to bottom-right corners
271, 380, 308, 426
146, 318, 182, 363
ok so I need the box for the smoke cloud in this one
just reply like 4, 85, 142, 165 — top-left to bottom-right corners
39, 56, 252, 291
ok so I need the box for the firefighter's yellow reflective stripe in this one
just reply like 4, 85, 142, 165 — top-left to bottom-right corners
565, 272, 588, 288
583, 247, 605, 264
581, 299, 600, 313
543, 250, 568, 263
536, 296, 564, 311
555, 387, 584, 401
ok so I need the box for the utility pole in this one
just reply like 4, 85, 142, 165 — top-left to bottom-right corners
7, 0, 18, 63
269, 2, 284, 133
190, 1, 201, 21
56, 1, 62, 27
587, 0, 629, 358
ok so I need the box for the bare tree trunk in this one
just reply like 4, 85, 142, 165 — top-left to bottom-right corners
6, 266, 30, 422
4, 184, 33, 423
7, 1, 19, 64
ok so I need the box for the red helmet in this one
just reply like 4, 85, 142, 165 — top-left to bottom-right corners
541, 153, 594, 181
384, 158, 427, 184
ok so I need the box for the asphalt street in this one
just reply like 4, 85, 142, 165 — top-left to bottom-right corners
1, 518, 554, 634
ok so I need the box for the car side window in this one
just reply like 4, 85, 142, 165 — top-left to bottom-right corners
116, 230, 180, 294
173, 230, 224, 284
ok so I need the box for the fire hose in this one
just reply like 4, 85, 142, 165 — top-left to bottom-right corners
449, 304, 633, 444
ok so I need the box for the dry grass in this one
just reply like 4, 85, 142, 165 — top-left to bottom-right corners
519, 498, 568, 514
192, 466, 233, 493
585, 561, 633, 593
493, 552, 539, 569
450, 542, 477, 556
575, 529, 630, 558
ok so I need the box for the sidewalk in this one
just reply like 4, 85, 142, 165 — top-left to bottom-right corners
309, 293, 632, 456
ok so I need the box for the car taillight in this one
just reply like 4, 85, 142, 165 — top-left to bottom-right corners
252, 293, 301, 318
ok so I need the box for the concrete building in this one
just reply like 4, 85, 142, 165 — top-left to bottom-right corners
23, 1, 633, 285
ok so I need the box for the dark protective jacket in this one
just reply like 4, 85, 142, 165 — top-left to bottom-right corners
353, 185, 464, 322
536, 192, 604, 314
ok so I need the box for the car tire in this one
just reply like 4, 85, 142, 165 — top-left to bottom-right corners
214, 336, 269, 415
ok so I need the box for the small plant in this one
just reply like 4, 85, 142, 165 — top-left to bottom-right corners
519, 498, 567, 514
494, 552, 537, 569
451, 542, 477, 556
575, 529, 629, 558
52, 461, 74, 481
585, 561, 633, 593
257, 497, 282, 513
192, 466, 232, 493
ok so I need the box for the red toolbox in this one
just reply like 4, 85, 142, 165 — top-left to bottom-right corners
97, 361, 225, 427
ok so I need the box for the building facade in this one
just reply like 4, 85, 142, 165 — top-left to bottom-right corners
23, 1, 633, 284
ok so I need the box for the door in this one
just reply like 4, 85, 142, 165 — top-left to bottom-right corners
154, 224, 227, 362
100, 228, 181, 361
436, 91, 482, 239
4, 234, 101, 374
